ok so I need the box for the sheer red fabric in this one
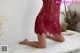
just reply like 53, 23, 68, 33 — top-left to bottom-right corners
34, 0, 61, 35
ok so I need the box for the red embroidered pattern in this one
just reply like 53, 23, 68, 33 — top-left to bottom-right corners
34, 0, 61, 35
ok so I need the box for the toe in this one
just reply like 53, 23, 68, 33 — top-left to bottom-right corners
19, 39, 28, 44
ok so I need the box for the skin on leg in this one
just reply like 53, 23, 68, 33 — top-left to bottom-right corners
19, 33, 46, 48
37, 33, 46, 48
46, 34, 65, 42
54, 34, 65, 42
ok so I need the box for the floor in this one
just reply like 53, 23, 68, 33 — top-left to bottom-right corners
1, 30, 80, 53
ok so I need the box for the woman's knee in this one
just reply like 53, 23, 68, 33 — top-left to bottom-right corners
40, 44, 46, 48
38, 42, 46, 48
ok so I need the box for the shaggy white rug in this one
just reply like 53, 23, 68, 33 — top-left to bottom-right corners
1, 30, 80, 53
6, 30, 80, 53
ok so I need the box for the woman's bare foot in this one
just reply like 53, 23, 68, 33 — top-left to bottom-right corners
19, 39, 28, 45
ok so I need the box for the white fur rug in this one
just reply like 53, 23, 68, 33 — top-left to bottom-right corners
6, 30, 80, 53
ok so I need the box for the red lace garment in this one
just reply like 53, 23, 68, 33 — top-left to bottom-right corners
34, 0, 61, 35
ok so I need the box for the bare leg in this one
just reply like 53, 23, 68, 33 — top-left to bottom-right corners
19, 33, 46, 48
46, 34, 65, 42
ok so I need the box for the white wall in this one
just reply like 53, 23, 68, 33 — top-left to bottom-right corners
0, 0, 43, 45
0, 0, 75, 45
